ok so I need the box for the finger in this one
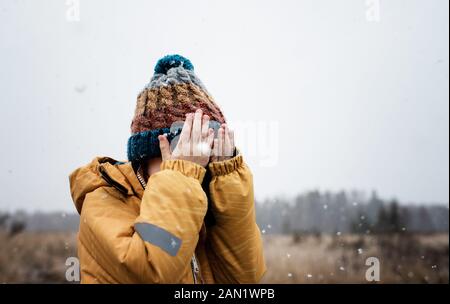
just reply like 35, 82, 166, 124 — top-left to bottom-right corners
223, 124, 232, 157
200, 133, 212, 157
201, 114, 210, 139
179, 113, 193, 142
207, 128, 214, 148
192, 109, 203, 143
229, 129, 235, 155
218, 127, 224, 160
211, 138, 219, 162
158, 135, 171, 161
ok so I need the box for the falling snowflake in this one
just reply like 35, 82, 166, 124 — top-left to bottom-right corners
352, 202, 358, 206
357, 248, 363, 255
306, 274, 313, 278
323, 204, 328, 210
286, 253, 291, 258
61, 213, 66, 218
336, 231, 342, 236
267, 224, 272, 229
288, 273, 293, 278
360, 215, 365, 220
339, 266, 345, 271
402, 227, 406, 231
431, 265, 438, 269
262, 229, 266, 234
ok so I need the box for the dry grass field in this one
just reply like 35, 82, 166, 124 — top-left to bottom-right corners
261, 233, 449, 283
0, 231, 448, 283
0, 231, 77, 283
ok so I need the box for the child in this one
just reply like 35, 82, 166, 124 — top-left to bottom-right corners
69, 55, 266, 283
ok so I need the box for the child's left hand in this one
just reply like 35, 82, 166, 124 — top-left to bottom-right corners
211, 124, 235, 162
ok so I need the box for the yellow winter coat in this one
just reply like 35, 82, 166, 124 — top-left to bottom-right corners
69, 154, 266, 284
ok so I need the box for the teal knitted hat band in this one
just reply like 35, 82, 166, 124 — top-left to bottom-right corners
127, 128, 169, 162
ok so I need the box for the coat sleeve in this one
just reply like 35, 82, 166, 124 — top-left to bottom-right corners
78, 159, 207, 283
206, 154, 267, 283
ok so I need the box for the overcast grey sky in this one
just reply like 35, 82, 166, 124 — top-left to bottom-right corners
0, 0, 448, 212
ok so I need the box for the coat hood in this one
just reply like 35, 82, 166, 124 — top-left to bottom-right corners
69, 157, 144, 214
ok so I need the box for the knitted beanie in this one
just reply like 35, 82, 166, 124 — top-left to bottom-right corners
127, 55, 226, 163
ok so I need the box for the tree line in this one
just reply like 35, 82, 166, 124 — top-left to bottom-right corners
256, 190, 449, 235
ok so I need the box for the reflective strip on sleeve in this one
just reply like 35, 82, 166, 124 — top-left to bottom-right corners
134, 222, 182, 256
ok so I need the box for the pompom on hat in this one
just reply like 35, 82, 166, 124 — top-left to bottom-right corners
127, 55, 226, 163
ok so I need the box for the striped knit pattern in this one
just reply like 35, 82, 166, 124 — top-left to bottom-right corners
127, 55, 226, 163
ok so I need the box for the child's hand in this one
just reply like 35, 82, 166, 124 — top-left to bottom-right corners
158, 109, 214, 167
211, 124, 235, 162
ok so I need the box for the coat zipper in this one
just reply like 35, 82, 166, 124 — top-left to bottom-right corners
191, 254, 202, 284
99, 166, 129, 195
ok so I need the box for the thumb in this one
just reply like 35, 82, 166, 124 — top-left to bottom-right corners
158, 135, 171, 160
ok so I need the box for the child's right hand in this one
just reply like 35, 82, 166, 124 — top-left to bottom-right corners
210, 123, 235, 162
158, 109, 214, 167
